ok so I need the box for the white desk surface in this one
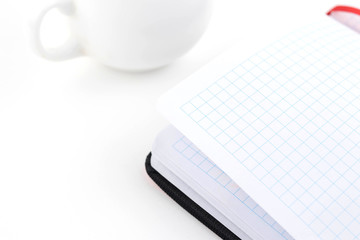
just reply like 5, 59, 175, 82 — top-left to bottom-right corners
1, 0, 358, 239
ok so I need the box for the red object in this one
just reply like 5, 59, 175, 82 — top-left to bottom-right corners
327, 5, 360, 16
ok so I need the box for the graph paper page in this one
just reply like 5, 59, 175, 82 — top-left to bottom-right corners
152, 126, 294, 240
159, 16, 360, 240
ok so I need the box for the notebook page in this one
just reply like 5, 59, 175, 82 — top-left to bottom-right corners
159, 16, 360, 240
152, 126, 294, 240
152, 126, 293, 240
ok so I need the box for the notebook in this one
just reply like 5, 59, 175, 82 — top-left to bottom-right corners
146, 6, 360, 240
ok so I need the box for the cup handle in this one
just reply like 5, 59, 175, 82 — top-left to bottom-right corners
29, 0, 83, 61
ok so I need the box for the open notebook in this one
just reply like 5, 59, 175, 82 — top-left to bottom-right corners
146, 6, 360, 240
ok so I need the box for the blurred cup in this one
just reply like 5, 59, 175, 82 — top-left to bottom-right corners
29, 0, 212, 72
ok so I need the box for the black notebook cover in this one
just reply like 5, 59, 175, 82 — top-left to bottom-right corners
145, 152, 240, 240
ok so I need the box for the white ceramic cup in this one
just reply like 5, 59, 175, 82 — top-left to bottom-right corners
30, 0, 212, 71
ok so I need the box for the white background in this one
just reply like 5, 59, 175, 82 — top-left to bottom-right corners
0, 0, 359, 239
